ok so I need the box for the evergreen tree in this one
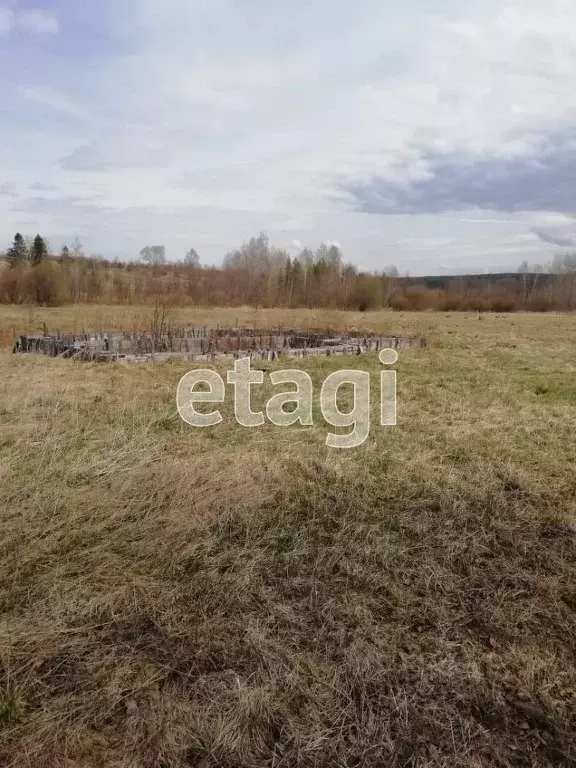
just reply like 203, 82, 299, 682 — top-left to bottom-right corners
30, 235, 48, 266
291, 258, 304, 305
5, 232, 27, 268
59, 244, 71, 262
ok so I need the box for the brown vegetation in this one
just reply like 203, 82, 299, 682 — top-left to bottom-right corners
1, 232, 576, 312
0, 309, 574, 766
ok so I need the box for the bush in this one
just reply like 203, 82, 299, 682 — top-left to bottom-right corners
526, 295, 556, 312
489, 293, 519, 313
438, 291, 464, 311
0, 264, 26, 303
23, 262, 66, 306
391, 286, 438, 311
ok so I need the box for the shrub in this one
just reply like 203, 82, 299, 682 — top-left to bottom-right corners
23, 262, 66, 306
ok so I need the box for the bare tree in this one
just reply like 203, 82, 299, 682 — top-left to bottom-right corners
516, 261, 530, 306
184, 248, 200, 267
327, 244, 343, 272
71, 237, 84, 259
140, 245, 167, 266
148, 297, 173, 356
550, 253, 576, 274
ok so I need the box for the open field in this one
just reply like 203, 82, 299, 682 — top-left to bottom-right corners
0, 306, 575, 767
3, 303, 575, 349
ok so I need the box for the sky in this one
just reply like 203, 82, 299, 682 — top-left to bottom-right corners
1, 0, 576, 274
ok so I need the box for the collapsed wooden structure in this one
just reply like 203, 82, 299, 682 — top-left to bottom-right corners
13, 326, 428, 364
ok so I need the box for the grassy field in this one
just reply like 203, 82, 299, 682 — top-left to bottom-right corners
0, 306, 575, 767
3, 302, 568, 348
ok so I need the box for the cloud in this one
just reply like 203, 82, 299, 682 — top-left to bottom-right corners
0, 7, 13, 35
532, 228, 576, 247
28, 182, 59, 192
0, 182, 17, 197
60, 125, 179, 170
19, 87, 86, 119
18, 9, 59, 35
398, 237, 457, 251
5, 0, 576, 272
85, 0, 576, 221
291, 239, 302, 250
15, 195, 107, 218
345, 128, 576, 215
0, 7, 59, 37
457, 218, 527, 225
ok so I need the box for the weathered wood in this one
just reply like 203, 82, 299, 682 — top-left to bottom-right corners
14, 326, 428, 363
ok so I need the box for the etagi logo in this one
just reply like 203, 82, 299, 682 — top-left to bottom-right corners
176, 349, 398, 449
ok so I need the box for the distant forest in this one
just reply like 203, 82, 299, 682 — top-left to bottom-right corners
2, 231, 575, 311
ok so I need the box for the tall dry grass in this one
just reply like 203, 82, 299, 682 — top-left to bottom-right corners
0, 310, 574, 766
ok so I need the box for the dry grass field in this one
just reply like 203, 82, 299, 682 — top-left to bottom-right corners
0, 306, 575, 767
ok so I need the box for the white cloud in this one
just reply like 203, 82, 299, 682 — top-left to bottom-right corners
19, 87, 85, 119
0, 7, 59, 37
0, 182, 17, 197
0, 7, 13, 34
91, 0, 576, 201
18, 9, 59, 35
4, 0, 576, 270
28, 182, 59, 192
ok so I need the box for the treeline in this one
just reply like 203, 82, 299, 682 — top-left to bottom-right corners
1, 231, 575, 311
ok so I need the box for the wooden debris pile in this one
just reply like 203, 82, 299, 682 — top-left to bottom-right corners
14, 326, 428, 364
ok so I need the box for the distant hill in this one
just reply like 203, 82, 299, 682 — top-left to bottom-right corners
397, 273, 557, 291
